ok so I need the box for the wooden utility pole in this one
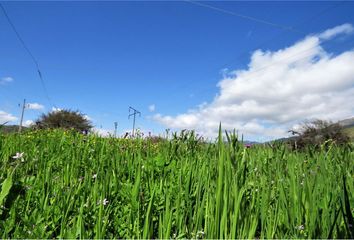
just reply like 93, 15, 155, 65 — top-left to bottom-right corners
114, 122, 118, 137
18, 99, 26, 133
128, 106, 141, 136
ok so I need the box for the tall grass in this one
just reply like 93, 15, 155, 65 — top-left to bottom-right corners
0, 129, 353, 238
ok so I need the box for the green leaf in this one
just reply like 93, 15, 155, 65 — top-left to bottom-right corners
0, 172, 13, 206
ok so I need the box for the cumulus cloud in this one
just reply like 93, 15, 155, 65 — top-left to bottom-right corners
0, 111, 17, 123
51, 107, 62, 112
153, 24, 354, 141
27, 103, 45, 110
0, 76, 14, 85
23, 120, 34, 127
148, 104, 156, 112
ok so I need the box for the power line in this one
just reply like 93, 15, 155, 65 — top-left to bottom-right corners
0, 3, 55, 108
157, 1, 348, 105
217, 1, 346, 71
185, 0, 303, 34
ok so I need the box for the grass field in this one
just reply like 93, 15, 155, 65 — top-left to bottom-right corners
0, 129, 353, 238
343, 126, 354, 140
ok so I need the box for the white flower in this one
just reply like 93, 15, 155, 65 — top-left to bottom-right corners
197, 230, 205, 238
92, 173, 97, 179
296, 225, 304, 230
12, 152, 24, 159
97, 198, 109, 206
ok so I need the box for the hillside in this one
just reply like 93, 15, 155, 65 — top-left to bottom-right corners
0, 125, 28, 134
338, 117, 354, 140
338, 117, 354, 128
343, 125, 354, 139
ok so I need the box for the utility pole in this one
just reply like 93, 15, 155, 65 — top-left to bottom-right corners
128, 106, 141, 137
114, 122, 118, 138
18, 99, 26, 133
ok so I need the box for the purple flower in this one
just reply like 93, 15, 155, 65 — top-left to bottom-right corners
245, 143, 252, 148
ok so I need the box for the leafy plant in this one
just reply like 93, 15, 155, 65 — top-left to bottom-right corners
0, 128, 352, 238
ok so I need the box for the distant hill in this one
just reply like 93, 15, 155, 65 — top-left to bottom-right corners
337, 117, 354, 140
343, 125, 354, 139
270, 117, 354, 143
0, 125, 28, 134
338, 117, 354, 128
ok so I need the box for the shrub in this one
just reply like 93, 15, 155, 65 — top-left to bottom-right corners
34, 109, 92, 133
289, 119, 350, 149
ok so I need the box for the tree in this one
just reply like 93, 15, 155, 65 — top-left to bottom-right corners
35, 109, 92, 133
289, 119, 350, 149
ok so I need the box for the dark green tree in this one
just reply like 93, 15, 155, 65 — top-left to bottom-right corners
35, 109, 92, 133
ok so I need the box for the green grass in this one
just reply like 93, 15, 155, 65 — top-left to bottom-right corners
0, 129, 353, 238
343, 126, 354, 140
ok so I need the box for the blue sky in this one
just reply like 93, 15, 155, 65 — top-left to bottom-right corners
1, 1, 354, 140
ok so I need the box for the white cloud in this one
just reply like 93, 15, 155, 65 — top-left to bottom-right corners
51, 107, 62, 112
83, 115, 92, 121
23, 120, 34, 127
318, 23, 354, 40
0, 76, 14, 85
153, 24, 354, 141
148, 104, 156, 112
27, 103, 44, 110
0, 111, 17, 123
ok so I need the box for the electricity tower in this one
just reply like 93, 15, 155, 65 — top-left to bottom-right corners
128, 106, 141, 136
114, 122, 118, 137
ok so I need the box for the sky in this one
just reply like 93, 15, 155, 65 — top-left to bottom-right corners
1, 1, 354, 141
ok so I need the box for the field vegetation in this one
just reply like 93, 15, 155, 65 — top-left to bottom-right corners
0, 128, 353, 238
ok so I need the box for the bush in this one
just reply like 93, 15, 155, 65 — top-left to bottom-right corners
289, 119, 350, 149
35, 109, 92, 133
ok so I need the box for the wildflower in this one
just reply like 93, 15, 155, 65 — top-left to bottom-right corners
92, 173, 97, 179
296, 225, 304, 231
79, 176, 84, 182
197, 230, 205, 238
254, 167, 258, 172
97, 198, 109, 206
12, 152, 24, 159
172, 233, 177, 238
245, 143, 252, 148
